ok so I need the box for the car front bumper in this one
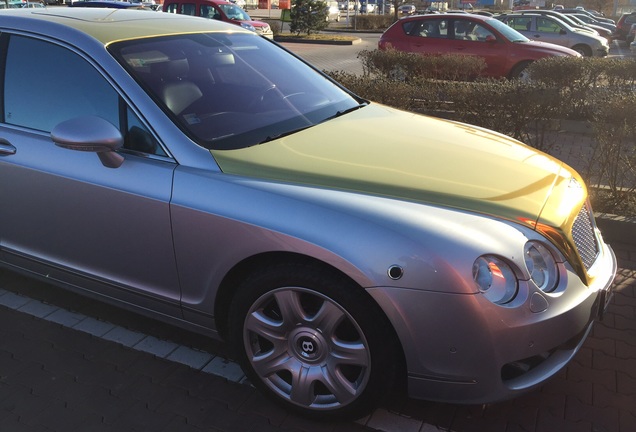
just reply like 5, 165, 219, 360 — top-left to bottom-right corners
368, 243, 616, 404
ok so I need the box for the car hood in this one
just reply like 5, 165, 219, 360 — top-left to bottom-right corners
235, 18, 269, 28
519, 40, 581, 56
211, 104, 580, 230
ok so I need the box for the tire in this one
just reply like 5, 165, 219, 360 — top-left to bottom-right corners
510, 60, 532, 81
572, 44, 593, 57
229, 262, 397, 420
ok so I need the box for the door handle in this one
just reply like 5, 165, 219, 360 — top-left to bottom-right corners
0, 140, 17, 156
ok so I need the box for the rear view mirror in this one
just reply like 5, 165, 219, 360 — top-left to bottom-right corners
211, 52, 235, 66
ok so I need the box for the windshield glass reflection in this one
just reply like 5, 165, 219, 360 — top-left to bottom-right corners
110, 33, 360, 150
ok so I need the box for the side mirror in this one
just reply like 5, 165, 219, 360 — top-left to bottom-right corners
51, 116, 124, 168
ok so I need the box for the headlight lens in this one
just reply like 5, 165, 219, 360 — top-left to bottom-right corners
524, 242, 559, 292
240, 22, 257, 32
473, 256, 518, 305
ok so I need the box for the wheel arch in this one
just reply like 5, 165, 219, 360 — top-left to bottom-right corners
571, 43, 593, 56
509, 59, 533, 80
213, 250, 408, 390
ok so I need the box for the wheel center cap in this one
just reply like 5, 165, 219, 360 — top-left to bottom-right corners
290, 329, 325, 362
298, 336, 318, 358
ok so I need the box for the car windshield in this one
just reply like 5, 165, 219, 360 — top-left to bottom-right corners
109, 32, 361, 150
218, 3, 250, 20
488, 17, 529, 42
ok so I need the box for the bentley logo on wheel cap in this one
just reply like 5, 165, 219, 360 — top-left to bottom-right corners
298, 336, 319, 359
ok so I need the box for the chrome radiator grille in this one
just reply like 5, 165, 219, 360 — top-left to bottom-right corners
572, 204, 599, 270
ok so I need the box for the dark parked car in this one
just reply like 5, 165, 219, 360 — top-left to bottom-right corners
379, 13, 580, 79
562, 11, 617, 33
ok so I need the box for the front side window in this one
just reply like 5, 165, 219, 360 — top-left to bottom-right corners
201, 5, 221, 19
218, 4, 249, 20
3, 35, 163, 156
453, 20, 495, 41
4, 35, 118, 132
465, 23, 496, 42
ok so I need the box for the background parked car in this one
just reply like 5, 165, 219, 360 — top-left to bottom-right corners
163, 0, 273, 39
338, 0, 359, 11
397, 4, 416, 16
325, 1, 340, 21
359, 0, 376, 13
559, 7, 615, 25
69, 0, 148, 8
617, 11, 636, 41
628, 23, 636, 44
498, 9, 602, 39
378, 13, 580, 80
497, 13, 609, 57
229, 0, 246, 9
564, 13, 614, 42
562, 11, 617, 34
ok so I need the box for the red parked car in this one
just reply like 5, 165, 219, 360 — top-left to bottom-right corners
163, 0, 273, 39
378, 14, 580, 79
616, 12, 636, 41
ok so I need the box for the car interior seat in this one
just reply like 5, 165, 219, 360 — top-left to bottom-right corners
154, 58, 203, 116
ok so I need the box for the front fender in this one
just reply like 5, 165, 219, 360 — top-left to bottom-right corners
170, 167, 541, 321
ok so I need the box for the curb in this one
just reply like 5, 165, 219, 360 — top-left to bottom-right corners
273, 35, 362, 44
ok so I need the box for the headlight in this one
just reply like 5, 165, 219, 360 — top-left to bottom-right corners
473, 256, 518, 305
524, 242, 559, 292
240, 22, 256, 32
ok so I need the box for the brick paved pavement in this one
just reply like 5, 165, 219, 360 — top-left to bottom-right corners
0, 279, 372, 432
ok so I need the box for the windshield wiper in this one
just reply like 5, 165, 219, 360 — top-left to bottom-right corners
256, 103, 368, 145
327, 102, 368, 120
257, 124, 314, 144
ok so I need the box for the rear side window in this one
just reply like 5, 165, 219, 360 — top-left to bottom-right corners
506, 16, 532, 32
164, 3, 197, 15
403, 18, 449, 39
537, 17, 563, 33
3, 35, 118, 132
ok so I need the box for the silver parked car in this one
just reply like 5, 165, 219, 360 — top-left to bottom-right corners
498, 12, 609, 56
0, 8, 616, 420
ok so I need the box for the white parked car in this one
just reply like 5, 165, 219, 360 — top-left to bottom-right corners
498, 13, 610, 57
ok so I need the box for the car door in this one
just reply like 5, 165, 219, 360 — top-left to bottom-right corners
403, 17, 455, 55
0, 33, 182, 316
448, 18, 508, 78
529, 16, 572, 47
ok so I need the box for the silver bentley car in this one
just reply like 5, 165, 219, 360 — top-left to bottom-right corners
0, 8, 616, 420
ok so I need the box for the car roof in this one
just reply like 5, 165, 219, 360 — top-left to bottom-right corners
401, 13, 490, 21
0, 8, 247, 45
